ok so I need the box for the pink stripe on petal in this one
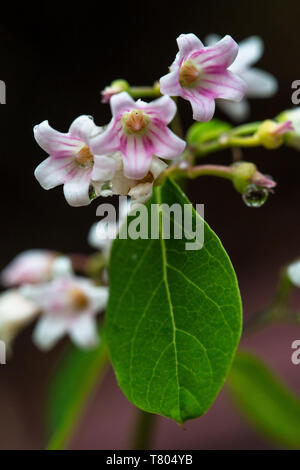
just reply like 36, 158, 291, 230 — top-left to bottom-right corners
122, 136, 152, 179
110, 92, 135, 117
34, 121, 81, 158
90, 119, 120, 155
34, 156, 76, 190
177, 33, 204, 59
63, 168, 92, 207
160, 70, 182, 97
149, 125, 186, 158
69, 115, 99, 144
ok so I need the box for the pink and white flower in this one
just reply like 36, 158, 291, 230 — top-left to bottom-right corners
160, 33, 246, 122
90, 92, 186, 180
1, 250, 56, 287
34, 116, 116, 207
21, 257, 108, 350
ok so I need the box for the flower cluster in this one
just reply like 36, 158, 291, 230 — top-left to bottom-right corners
3, 31, 287, 357
34, 94, 185, 208
33, 33, 249, 208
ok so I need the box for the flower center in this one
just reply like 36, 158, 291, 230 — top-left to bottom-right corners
76, 145, 94, 167
68, 287, 89, 311
122, 109, 150, 135
179, 60, 201, 87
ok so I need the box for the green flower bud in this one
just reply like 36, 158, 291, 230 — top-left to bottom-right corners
277, 108, 300, 150
231, 162, 257, 194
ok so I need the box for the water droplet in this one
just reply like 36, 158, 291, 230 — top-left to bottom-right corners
242, 184, 269, 208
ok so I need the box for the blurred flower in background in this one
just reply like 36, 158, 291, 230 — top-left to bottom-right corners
205, 35, 278, 121
21, 257, 108, 351
1, 249, 57, 287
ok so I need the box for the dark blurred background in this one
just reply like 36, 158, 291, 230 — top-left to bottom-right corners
1, 0, 300, 449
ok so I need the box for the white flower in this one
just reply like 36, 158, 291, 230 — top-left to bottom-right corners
1, 250, 56, 287
205, 35, 278, 121
287, 260, 300, 287
34, 116, 116, 207
0, 290, 39, 347
21, 257, 108, 351
94, 152, 167, 209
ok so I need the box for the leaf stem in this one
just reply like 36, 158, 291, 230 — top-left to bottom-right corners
156, 162, 234, 186
46, 342, 110, 450
129, 85, 161, 99
131, 409, 156, 450
193, 121, 262, 157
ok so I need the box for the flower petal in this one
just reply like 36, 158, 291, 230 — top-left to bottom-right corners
143, 95, 177, 124
63, 168, 92, 207
34, 156, 75, 190
110, 91, 135, 116
33, 315, 68, 350
148, 124, 186, 158
121, 135, 153, 179
182, 89, 216, 121
69, 315, 99, 349
217, 98, 250, 122
34, 121, 80, 158
69, 115, 101, 144
233, 36, 264, 70
85, 285, 108, 311
52, 256, 73, 279
160, 70, 181, 97
201, 70, 246, 101
242, 68, 278, 98
177, 33, 204, 58
192, 35, 239, 69
1, 250, 54, 287
92, 155, 116, 181
90, 120, 121, 155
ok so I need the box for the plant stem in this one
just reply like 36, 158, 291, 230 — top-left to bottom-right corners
193, 121, 262, 157
131, 409, 156, 450
156, 162, 234, 186
129, 85, 161, 99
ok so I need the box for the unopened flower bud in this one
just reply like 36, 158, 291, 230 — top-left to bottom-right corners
256, 120, 294, 149
277, 108, 300, 150
231, 161, 257, 193
231, 161, 276, 195
101, 80, 130, 103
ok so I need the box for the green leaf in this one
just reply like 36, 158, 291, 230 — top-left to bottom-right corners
187, 119, 232, 146
47, 335, 109, 450
228, 351, 300, 448
106, 178, 242, 423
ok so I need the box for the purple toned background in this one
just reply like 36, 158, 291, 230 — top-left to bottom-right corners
1, 0, 300, 449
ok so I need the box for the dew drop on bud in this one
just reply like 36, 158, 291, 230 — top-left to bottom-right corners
242, 184, 269, 208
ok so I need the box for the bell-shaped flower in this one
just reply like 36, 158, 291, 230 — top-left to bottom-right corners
90, 92, 186, 180
160, 33, 246, 122
21, 257, 108, 350
0, 290, 39, 347
1, 250, 56, 287
34, 116, 116, 207
205, 35, 278, 121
